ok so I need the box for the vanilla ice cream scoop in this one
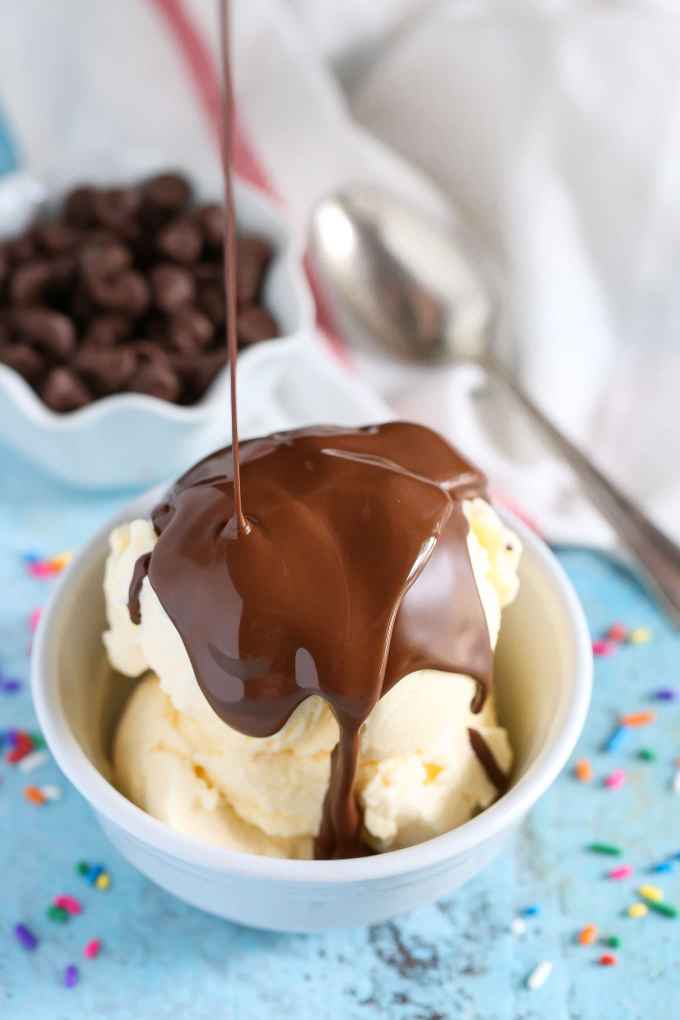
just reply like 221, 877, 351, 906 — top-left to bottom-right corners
106, 494, 520, 857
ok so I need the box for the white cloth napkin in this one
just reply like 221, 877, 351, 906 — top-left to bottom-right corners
1, 0, 678, 544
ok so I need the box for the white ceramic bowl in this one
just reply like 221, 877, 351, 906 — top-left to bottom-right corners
0, 172, 315, 488
32, 493, 591, 932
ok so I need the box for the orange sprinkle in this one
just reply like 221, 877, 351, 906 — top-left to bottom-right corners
620, 710, 656, 728
575, 759, 593, 783
24, 784, 46, 805
578, 923, 598, 945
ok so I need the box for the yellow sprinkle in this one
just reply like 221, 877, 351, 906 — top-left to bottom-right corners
639, 884, 663, 902
628, 903, 648, 918
49, 551, 73, 570
629, 627, 652, 645
95, 872, 110, 890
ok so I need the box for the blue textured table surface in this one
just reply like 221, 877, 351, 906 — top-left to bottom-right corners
1, 439, 679, 1020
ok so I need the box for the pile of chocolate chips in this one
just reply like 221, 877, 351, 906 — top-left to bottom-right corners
0, 171, 279, 412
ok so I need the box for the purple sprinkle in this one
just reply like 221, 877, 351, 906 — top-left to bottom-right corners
653, 689, 677, 701
14, 923, 38, 951
6, 729, 20, 748
1, 679, 21, 694
64, 964, 79, 988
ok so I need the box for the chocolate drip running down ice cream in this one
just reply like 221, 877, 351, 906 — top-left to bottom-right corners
128, 422, 496, 858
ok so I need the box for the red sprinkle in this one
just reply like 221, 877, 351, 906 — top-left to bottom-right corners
84, 938, 102, 959
593, 639, 615, 657
55, 895, 83, 916
607, 623, 628, 643
6, 732, 34, 764
599, 953, 618, 966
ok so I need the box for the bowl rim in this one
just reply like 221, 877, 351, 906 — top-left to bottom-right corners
0, 175, 315, 430
32, 488, 592, 884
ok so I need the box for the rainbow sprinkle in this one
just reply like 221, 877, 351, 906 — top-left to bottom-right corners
604, 769, 626, 790
84, 938, 102, 959
14, 924, 38, 951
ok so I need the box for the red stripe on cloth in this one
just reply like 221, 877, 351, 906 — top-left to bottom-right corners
150, 0, 348, 361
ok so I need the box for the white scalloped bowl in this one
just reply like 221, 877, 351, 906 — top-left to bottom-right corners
0, 174, 315, 488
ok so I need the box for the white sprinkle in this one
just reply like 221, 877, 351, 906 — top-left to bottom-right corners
511, 917, 527, 937
17, 750, 48, 774
527, 960, 553, 991
673, 769, 680, 794
41, 784, 62, 801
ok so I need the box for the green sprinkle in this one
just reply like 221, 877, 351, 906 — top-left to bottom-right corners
638, 748, 655, 761
647, 901, 677, 918
606, 935, 621, 948
588, 842, 622, 857
47, 905, 69, 923
76, 861, 89, 876
30, 732, 46, 749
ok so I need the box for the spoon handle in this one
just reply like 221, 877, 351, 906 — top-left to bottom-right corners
488, 356, 680, 626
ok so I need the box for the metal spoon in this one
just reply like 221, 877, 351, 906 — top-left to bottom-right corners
309, 184, 680, 625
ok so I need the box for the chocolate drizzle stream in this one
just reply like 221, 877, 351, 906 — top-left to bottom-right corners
126, 0, 501, 859
128, 422, 495, 857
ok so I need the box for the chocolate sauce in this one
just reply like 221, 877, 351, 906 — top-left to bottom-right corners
467, 727, 509, 795
126, 0, 503, 859
217, 0, 248, 536
129, 422, 495, 857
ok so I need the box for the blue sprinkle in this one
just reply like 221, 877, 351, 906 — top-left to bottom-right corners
87, 865, 104, 885
650, 861, 674, 873
520, 905, 540, 918
22, 551, 42, 565
603, 725, 627, 753
652, 689, 677, 702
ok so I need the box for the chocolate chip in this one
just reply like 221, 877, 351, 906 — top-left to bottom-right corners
13, 307, 76, 360
196, 282, 225, 325
237, 304, 278, 344
150, 264, 195, 313
169, 307, 214, 353
93, 187, 140, 239
76, 344, 137, 394
171, 349, 227, 400
157, 217, 202, 264
193, 261, 223, 283
64, 185, 97, 227
196, 204, 223, 248
40, 367, 92, 412
80, 238, 132, 279
82, 314, 131, 347
49, 254, 78, 294
6, 230, 37, 264
35, 222, 81, 254
0, 343, 46, 384
143, 173, 191, 214
10, 261, 53, 304
134, 340, 172, 368
89, 270, 150, 316
127, 361, 180, 402
236, 236, 273, 304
